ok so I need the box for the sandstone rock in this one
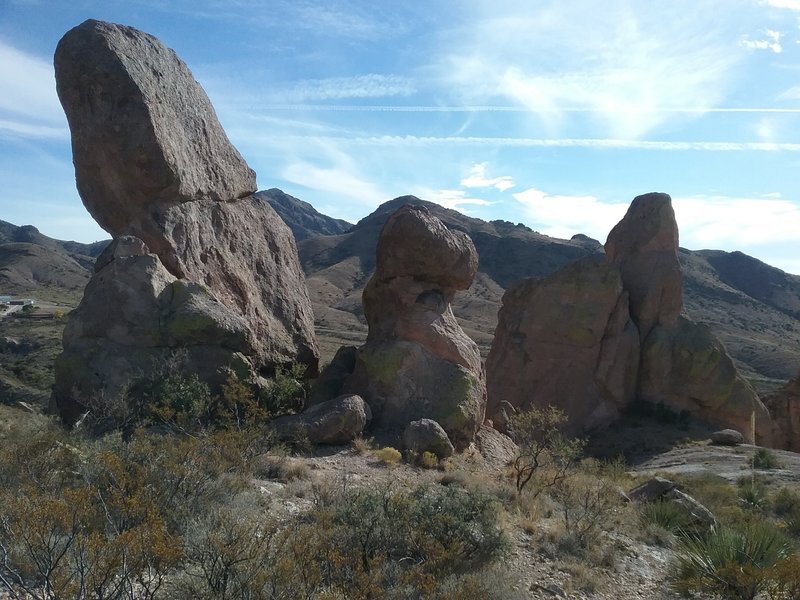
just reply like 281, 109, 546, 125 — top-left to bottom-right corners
605, 192, 682, 341
52, 237, 256, 423
627, 477, 676, 504
765, 375, 800, 451
270, 394, 370, 445
52, 20, 319, 421
710, 429, 745, 446
475, 425, 519, 470
403, 418, 455, 459
640, 317, 771, 444
344, 205, 486, 448
486, 255, 640, 435
54, 19, 256, 232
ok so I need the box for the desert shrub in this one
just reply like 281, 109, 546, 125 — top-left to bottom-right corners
640, 499, 695, 535
374, 446, 402, 465
765, 553, 800, 600
772, 486, 800, 517
261, 362, 307, 416
252, 454, 311, 482
552, 473, 619, 548
509, 406, 584, 496
753, 447, 781, 470
351, 435, 374, 455
672, 522, 792, 600
407, 450, 440, 469
738, 476, 770, 511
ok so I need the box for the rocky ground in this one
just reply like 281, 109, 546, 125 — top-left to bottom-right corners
245, 428, 800, 600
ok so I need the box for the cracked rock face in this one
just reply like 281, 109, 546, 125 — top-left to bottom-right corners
343, 205, 486, 448
52, 20, 318, 422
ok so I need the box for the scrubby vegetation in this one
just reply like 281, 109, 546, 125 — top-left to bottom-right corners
3, 393, 800, 599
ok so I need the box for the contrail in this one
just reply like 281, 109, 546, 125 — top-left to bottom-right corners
256, 104, 800, 114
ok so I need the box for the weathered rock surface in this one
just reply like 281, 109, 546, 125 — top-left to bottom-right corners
710, 429, 745, 446
270, 394, 370, 445
402, 418, 455, 459
486, 255, 640, 435
52, 237, 255, 423
486, 192, 772, 442
605, 192, 682, 342
628, 477, 718, 529
765, 375, 800, 451
639, 317, 771, 442
52, 20, 319, 422
343, 205, 486, 448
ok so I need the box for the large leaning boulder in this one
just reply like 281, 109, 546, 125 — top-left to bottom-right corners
343, 205, 486, 448
52, 20, 319, 422
486, 255, 639, 435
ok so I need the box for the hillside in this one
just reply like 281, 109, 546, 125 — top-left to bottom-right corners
1, 192, 798, 402
293, 196, 800, 394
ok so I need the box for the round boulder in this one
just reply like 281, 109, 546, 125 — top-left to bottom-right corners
710, 429, 745, 446
403, 418, 455, 459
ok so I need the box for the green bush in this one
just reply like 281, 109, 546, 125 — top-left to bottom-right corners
509, 406, 584, 496
753, 447, 781, 470
672, 522, 792, 600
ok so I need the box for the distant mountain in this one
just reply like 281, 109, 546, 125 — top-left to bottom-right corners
0, 220, 109, 302
255, 188, 352, 241
291, 195, 800, 393
2, 192, 798, 394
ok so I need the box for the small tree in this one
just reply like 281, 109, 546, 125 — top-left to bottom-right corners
509, 406, 584, 496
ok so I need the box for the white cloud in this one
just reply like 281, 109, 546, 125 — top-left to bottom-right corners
415, 187, 492, 212
460, 162, 515, 191
0, 40, 66, 139
434, 0, 739, 139
673, 195, 800, 248
512, 188, 627, 240
740, 29, 783, 53
762, 0, 800, 10
511, 188, 800, 273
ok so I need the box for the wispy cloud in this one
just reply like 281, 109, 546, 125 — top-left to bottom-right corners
762, 0, 800, 10
284, 135, 800, 151
460, 162, 515, 191
741, 29, 783, 53
413, 187, 492, 212
268, 74, 416, 102
434, 0, 740, 139
0, 40, 67, 139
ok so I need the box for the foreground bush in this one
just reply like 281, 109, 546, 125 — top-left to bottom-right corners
672, 522, 792, 600
0, 416, 512, 599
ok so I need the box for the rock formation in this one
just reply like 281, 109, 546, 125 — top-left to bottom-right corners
487, 192, 772, 443
52, 20, 318, 422
609, 195, 770, 443
486, 255, 639, 434
343, 205, 486, 448
765, 375, 800, 451
269, 394, 370, 446
605, 193, 682, 341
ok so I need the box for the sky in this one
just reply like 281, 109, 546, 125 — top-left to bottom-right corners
1, 1, 800, 274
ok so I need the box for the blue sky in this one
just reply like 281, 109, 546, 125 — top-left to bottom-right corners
2, 0, 800, 274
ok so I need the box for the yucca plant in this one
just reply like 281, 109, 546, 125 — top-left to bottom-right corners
640, 500, 694, 535
672, 522, 792, 600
